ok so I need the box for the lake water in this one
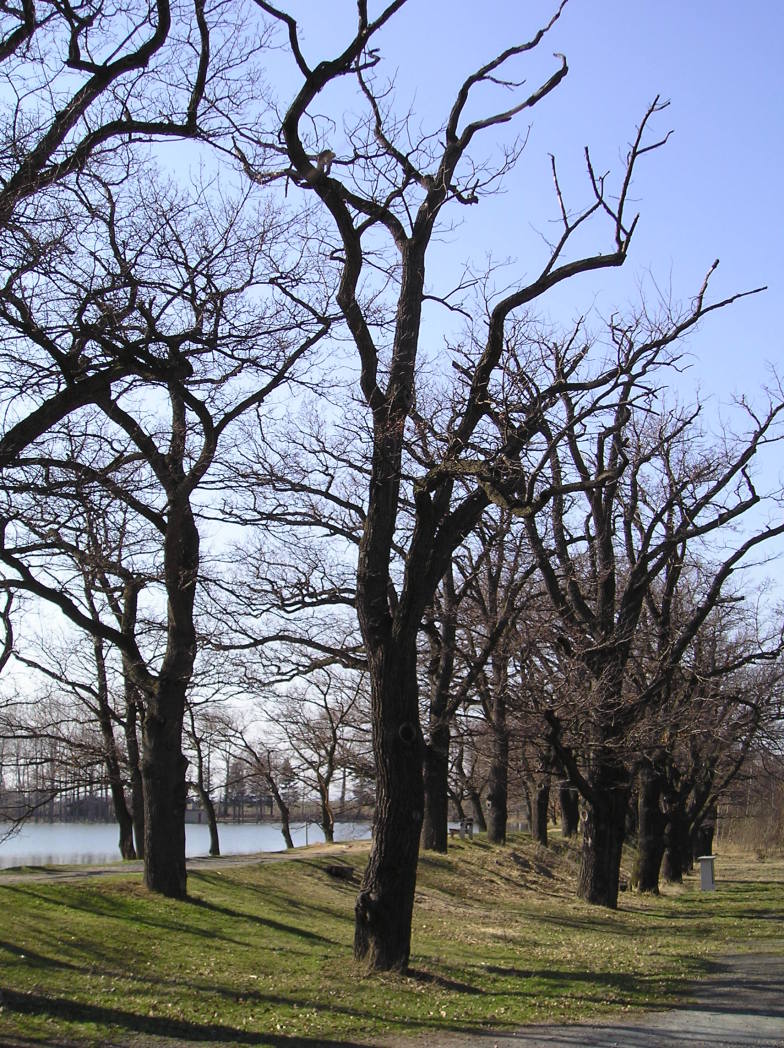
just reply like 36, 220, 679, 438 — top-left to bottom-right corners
0, 820, 371, 868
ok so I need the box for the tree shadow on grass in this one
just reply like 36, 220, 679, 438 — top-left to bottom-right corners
0, 938, 87, 974
405, 967, 482, 994
0, 883, 256, 953
478, 963, 695, 1006
2, 988, 373, 1046
186, 895, 334, 946
191, 870, 360, 943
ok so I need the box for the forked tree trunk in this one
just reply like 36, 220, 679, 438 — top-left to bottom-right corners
354, 645, 423, 972
421, 718, 450, 853
318, 783, 335, 843
453, 743, 486, 831
635, 762, 666, 893
141, 700, 188, 898
469, 789, 487, 832
559, 783, 579, 838
577, 759, 629, 909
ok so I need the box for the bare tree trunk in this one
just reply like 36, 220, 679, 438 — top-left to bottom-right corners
469, 789, 487, 832
661, 807, 691, 883
123, 695, 145, 860
448, 790, 466, 821
453, 742, 487, 831
187, 705, 220, 856
105, 749, 136, 859
486, 718, 509, 845
94, 670, 136, 859
559, 783, 579, 838
195, 783, 220, 856
531, 775, 550, 847
83, 600, 137, 859
421, 719, 450, 853
318, 780, 335, 843
141, 698, 188, 897
692, 803, 716, 858
263, 766, 294, 849
577, 758, 629, 909
635, 761, 666, 893
422, 577, 456, 853
354, 642, 423, 972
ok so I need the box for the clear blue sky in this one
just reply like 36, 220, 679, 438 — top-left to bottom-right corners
278, 0, 782, 407
264, 0, 784, 591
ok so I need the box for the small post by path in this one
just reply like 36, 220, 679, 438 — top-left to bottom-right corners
698, 855, 716, 891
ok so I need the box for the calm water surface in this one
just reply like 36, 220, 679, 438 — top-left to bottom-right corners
0, 820, 370, 868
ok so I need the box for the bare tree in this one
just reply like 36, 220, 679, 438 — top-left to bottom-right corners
256, 669, 369, 843
0, 0, 238, 469
13, 620, 138, 859
220, 712, 298, 850
184, 701, 228, 858
0, 169, 330, 895
517, 333, 784, 907
241, 0, 670, 969
631, 595, 784, 891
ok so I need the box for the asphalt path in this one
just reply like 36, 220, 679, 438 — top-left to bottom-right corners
382, 951, 784, 1048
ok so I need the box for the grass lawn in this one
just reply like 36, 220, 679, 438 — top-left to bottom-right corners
0, 835, 781, 1046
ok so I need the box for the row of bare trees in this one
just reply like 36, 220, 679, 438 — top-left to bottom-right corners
0, 0, 782, 973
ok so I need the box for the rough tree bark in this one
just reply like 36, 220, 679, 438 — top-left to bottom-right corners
635, 759, 667, 893
354, 640, 423, 971
577, 758, 630, 908
141, 704, 189, 895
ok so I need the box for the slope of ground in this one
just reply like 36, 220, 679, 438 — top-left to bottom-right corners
0, 835, 781, 1046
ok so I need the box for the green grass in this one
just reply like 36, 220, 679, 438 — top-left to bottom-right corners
0, 837, 782, 1046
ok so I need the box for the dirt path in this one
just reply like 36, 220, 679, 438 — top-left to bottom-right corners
378, 950, 784, 1048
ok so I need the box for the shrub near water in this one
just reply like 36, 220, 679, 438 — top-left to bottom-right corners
0, 838, 782, 1046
